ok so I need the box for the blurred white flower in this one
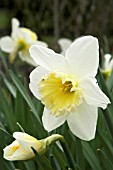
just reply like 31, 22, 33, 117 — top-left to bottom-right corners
3, 132, 63, 161
29, 36, 110, 141
58, 38, 72, 55
103, 54, 113, 76
0, 18, 48, 66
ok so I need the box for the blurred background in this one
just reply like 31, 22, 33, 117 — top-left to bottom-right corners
0, 0, 113, 53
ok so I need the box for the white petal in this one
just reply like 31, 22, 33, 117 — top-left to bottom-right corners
58, 38, 72, 55
13, 132, 37, 141
13, 132, 42, 153
19, 51, 38, 67
3, 139, 34, 161
12, 18, 20, 32
29, 66, 48, 99
65, 36, 99, 79
29, 45, 69, 72
67, 102, 98, 141
42, 107, 67, 132
12, 28, 32, 43
109, 59, 113, 70
34, 40, 48, 47
0, 36, 15, 53
79, 77, 110, 109
104, 54, 111, 69
11, 146, 34, 161
3, 140, 19, 160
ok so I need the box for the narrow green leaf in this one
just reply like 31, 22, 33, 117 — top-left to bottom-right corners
0, 127, 12, 137
82, 142, 102, 170
107, 69, 113, 91
97, 69, 113, 135
50, 154, 61, 170
9, 70, 41, 125
32, 148, 52, 170
98, 129, 113, 157
75, 137, 84, 170
24, 161, 36, 170
3, 78, 16, 98
97, 149, 113, 170
0, 91, 15, 132
0, 71, 16, 98
60, 140, 77, 170
14, 90, 26, 127
4, 161, 15, 170
97, 69, 113, 103
102, 108, 113, 140
54, 144, 67, 170
0, 50, 8, 71
16, 122, 25, 132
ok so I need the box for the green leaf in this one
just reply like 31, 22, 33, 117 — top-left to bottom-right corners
32, 148, 52, 170
0, 70, 16, 98
107, 69, 113, 91
14, 90, 26, 127
75, 137, 84, 170
60, 140, 77, 170
97, 69, 113, 136
0, 90, 15, 132
50, 154, 61, 170
82, 141, 102, 170
97, 149, 113, 170
97, 69, 113, 103
3, 77, 16, 98
54, 144, 67, 170
9, 70, 41, 125
98, 129, 113, 156
0, 50, 8, 71
24, 161, 36, 170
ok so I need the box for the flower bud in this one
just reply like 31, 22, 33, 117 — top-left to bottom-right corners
3, 132, 63, 161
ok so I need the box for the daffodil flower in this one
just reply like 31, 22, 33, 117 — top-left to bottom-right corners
29, 36, 110, 141
101, 54, 113, 78
3, 132, 63, 161
58, 38, 72, 55
0, 18, 48, 66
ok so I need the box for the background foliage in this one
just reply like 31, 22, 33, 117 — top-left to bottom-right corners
1, 0, 113, 51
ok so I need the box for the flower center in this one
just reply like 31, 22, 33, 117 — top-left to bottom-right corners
16, 28, 37, 52
63, 81, 73, 92
12, 145, 20, 152
38, 72, 83, 116
17, 39, 29, 51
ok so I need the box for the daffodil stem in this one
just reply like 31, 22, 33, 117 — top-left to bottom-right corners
60, 140, 76, 170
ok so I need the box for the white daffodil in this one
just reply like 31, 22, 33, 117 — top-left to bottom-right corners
3, 132, 63, 161
103, 54, 113, 77
0, 18, 47, 66
29, 36, 110, 141
58, 38, 72, 55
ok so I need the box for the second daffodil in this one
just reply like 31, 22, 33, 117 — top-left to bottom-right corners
0, 18, 47, 66
58, 38, 72, 55
29, 36, 110, 141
